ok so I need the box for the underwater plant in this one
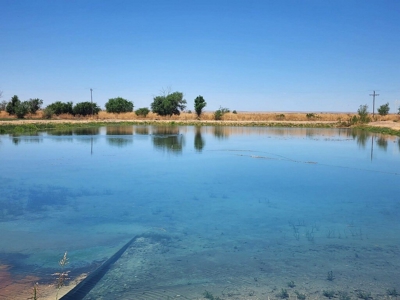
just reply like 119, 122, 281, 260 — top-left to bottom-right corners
327, 270, 335, 281
53, 251, 70, 300
276, 288, 289, 299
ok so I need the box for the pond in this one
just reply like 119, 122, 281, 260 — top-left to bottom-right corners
1, 125, 399, 299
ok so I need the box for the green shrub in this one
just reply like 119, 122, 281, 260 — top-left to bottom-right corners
47, 101, 73, 115
73, 102, 100, 116
135, 107, 150, 117
105, 97, 133, 113
6, 95, 21, 115
42, 107, 54, 119
194, 95, 206, 117
214, 106, 230, 120
27, 98, 43, 114
151, 91, 186, 116
358, 104, 370, 123
232, 110, 237, 114
377, 102, 390, 116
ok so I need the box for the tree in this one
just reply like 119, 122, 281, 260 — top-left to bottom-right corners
0, 100, 7, 111
151, 91, 186, 116
6, 95, 21, 115
47, 101, 74, 115
14, 101, 30, 119
194, 95, 206, 117
377, 103, 390, 116
357, 104, 370, 123
135, 107, 150, 117
214, 106, 230, 120
27, 98, 43, 114
105, 97, 134, 113
73, 102, 100, 116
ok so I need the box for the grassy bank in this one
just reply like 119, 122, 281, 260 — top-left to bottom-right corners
1, 111, 399, 136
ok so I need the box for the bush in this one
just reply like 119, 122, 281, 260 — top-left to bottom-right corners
214, 106, 230, 120
377, 103, 390, 116
151, 91, 186, 116
0, 100, 7, 111
135, 107, 150, 117
47, 101, 73, 115
105, 97, 133, 113
73, 102, 100, 116
194, 95, 206, 117
6, 95, 21, 115
14, 101, 30, 119
232, 110, 237, 114
42, 107, 54, 119
27, 98, 43, 114
358, 104, 370, 123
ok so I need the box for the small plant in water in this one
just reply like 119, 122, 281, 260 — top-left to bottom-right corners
338, 291, 351, 300
276, 288, 289, 299
203, 290, 221, 300
356, 291, 372, 299
53, 251, 70, 300
295, 290, 306, 300
327, 270, 335, 281
387, 288, 399, 296
323, 290, 336, 299
287, 280, 295, 288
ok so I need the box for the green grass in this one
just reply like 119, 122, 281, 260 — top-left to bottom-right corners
1, 120, 400, 136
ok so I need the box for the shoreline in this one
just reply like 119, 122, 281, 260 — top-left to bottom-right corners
1, 118, 400, 136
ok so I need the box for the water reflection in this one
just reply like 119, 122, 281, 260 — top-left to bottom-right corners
107, 137, 133, 147
194, 127, 205, 152
135, 127, 149, 135
213, 126, 230, 139
153, 135, 184, 153
106, 126, 134, 135
151, 126, 184, 153
376, 136, 388, 151
106, 126, 134, 147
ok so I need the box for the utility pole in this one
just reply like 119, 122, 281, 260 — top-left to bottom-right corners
369, 90, 379, 117
90, 88, 93, 117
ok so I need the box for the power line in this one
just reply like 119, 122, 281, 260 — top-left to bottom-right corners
369, 90, 379, 117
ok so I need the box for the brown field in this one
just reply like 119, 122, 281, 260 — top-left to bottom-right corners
1, 110, 400, 130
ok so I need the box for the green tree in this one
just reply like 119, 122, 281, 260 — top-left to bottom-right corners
14, 101, 30, 119
214, 106, 230, 120
105, 97, 134, 113
194, 95, 207, 117
357, 104, 370, 123
27, 98, 43, 114
135, 107, 150, 117
73, 102, 100, 116
151, 91, 187, 116
47, 101, 74, 115
398, 106, 400, 115
6, 95, 21, 115
377, 103, 390, 116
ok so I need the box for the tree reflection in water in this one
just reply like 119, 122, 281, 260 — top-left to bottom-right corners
194, 127, 205, 152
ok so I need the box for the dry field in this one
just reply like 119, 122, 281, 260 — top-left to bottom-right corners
1, 110, 399, 122
1, 110, 400, 130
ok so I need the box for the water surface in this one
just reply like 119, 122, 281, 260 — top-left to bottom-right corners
1, 125, 399, 299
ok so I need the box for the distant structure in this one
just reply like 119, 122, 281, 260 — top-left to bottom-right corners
369, 90, 379, 117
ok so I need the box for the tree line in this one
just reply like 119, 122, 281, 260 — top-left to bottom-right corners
0, 91, 212, 119
1, 89, 399, 120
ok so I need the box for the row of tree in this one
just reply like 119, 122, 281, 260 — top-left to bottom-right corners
0, 91, 209, 119
1, 90, 398, 120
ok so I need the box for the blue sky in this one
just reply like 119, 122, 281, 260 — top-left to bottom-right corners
1, 0, 399, 112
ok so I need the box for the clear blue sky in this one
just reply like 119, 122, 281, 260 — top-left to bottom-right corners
1, 0, 399, 112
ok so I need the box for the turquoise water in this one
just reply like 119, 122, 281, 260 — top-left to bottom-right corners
1, 125, 399, 299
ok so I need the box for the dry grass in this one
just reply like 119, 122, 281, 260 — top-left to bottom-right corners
1, 110, 399, 123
